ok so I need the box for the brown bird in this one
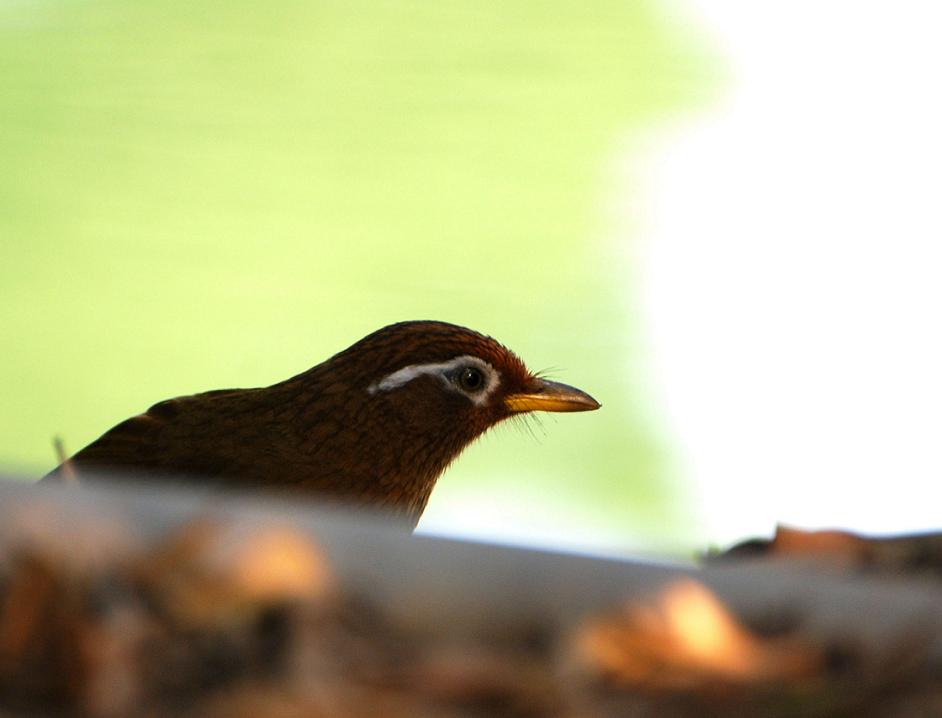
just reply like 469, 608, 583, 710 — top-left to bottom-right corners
44, 321, 600, 526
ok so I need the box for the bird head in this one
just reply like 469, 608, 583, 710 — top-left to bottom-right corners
313, 321, 600, 468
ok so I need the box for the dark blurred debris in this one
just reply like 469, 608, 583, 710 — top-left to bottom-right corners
714, 524, 942, 577
3, 486, 942, 717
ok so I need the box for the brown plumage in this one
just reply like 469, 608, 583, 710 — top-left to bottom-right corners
44, 321, 600, 527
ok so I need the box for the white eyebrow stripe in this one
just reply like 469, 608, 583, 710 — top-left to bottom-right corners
367, 355, 501, 406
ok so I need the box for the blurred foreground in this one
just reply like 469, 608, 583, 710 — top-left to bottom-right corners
3, 477, 942, 717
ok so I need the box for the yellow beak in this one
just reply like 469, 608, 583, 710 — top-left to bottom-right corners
504, 378, 601, 414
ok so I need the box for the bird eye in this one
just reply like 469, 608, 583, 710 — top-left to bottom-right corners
458, 366, 485, 392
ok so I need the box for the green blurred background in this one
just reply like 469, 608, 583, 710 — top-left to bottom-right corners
0, 1, 717, 551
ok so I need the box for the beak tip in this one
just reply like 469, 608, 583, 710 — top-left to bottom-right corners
504, 379, 602, 414
579, 397, 601, 412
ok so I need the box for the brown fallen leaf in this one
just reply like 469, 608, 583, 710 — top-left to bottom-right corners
138, 518, 335, 628
570, 579, 821, 692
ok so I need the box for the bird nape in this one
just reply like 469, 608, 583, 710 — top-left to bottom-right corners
44, 321, 600, 528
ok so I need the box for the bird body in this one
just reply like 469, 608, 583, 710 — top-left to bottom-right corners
45, 321, 600, 526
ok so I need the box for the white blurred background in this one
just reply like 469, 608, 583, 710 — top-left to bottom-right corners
638, 1, 942, 547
